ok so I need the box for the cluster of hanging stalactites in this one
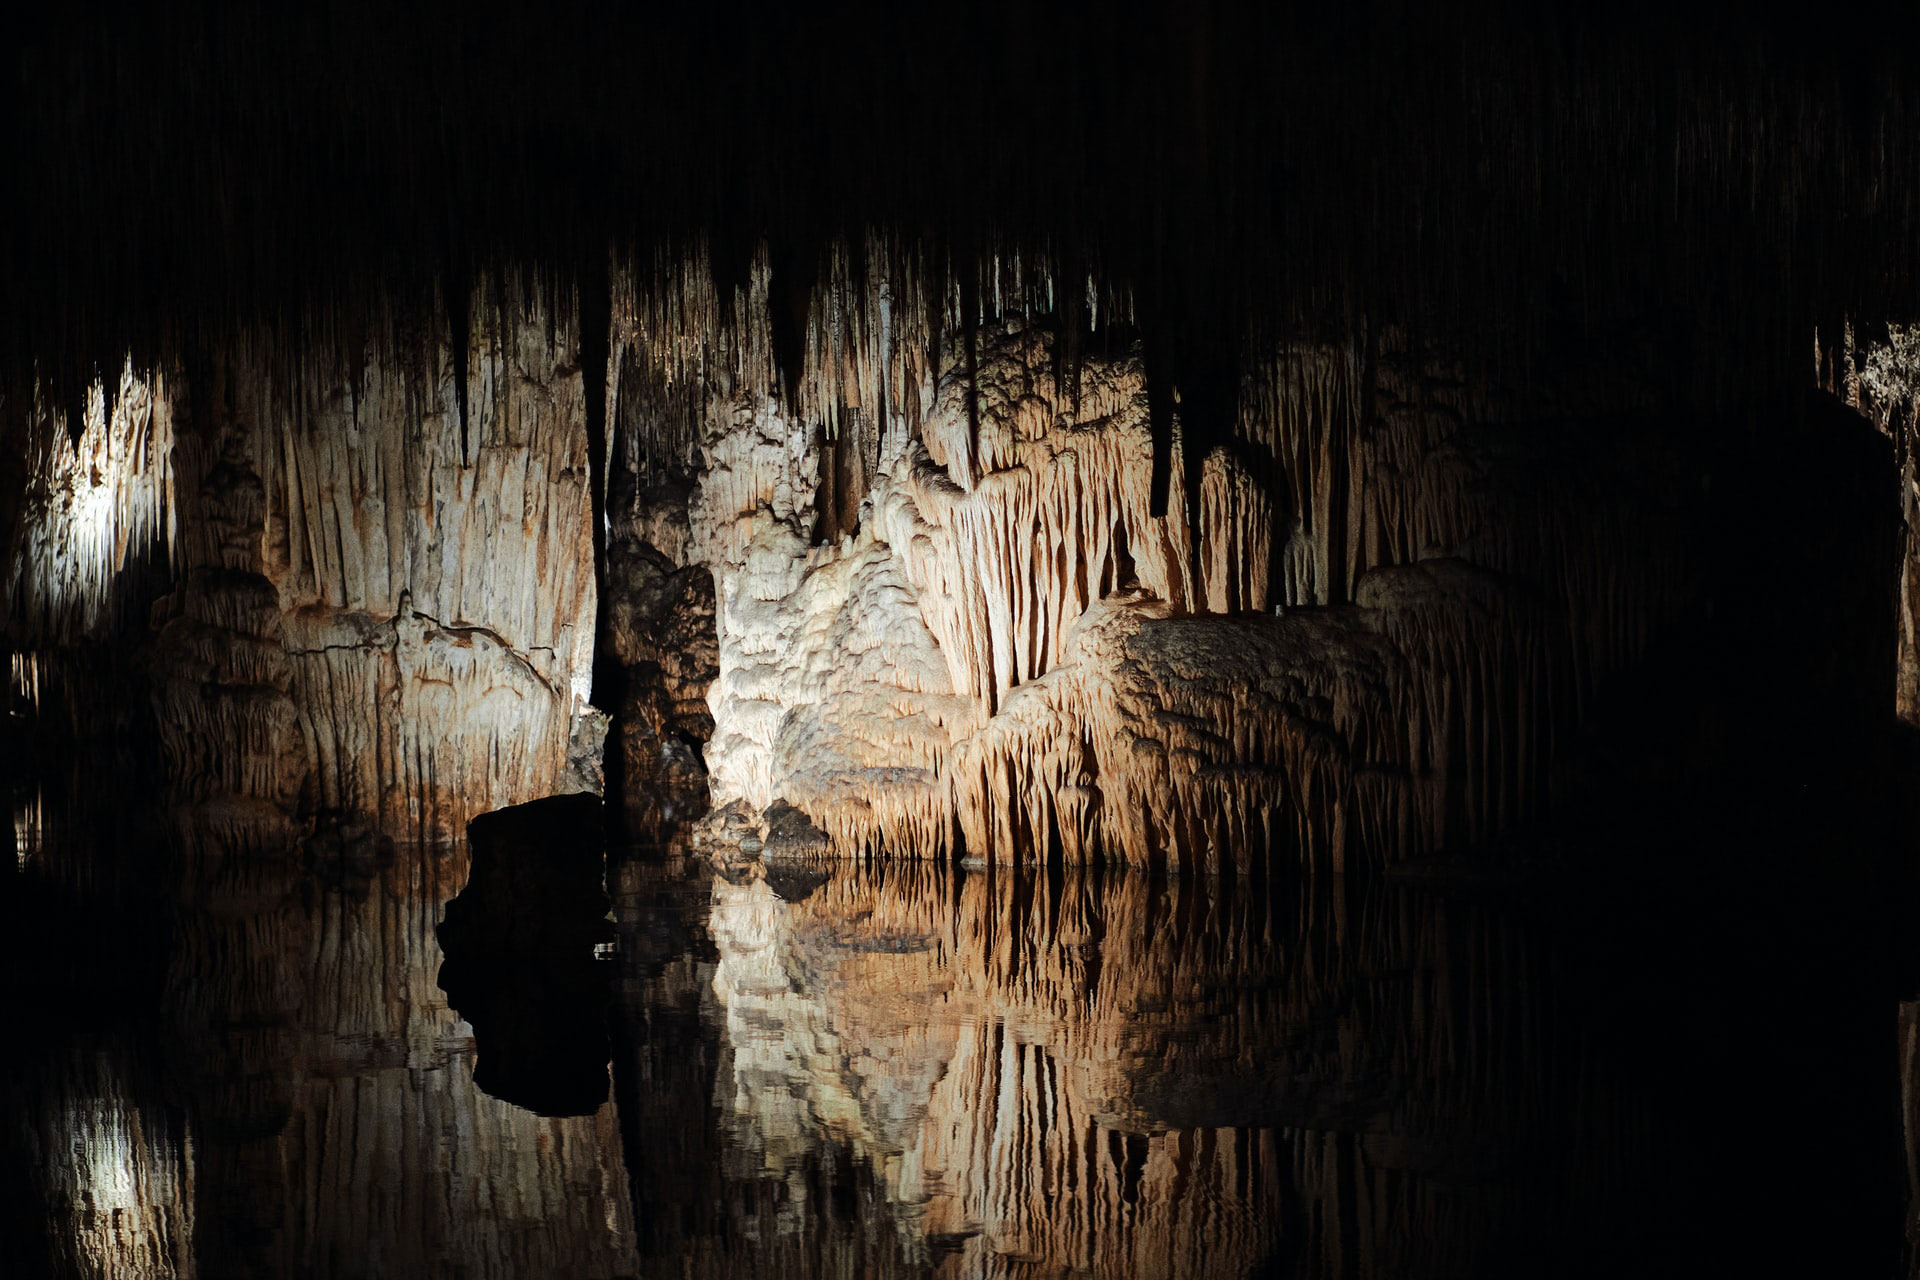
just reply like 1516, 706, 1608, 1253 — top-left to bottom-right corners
605, 235, 1135, 475
0, 241, 1140, 654
5, 360, 175, 645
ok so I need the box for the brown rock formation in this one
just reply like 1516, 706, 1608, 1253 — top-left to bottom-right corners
5, 278, 602, 843
687, 319, 1687, 869
604, 474, 718, 834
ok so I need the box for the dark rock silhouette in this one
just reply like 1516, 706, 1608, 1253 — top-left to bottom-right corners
436, 792, 615, 1117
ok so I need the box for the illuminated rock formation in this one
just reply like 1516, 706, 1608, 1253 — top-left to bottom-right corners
4, 279, 601, 842
688, 319, 1686, 869
252, 286, 599, 836
2, 363, 175, 646
0, 250, 1818, 879
0, 4, 1912, 870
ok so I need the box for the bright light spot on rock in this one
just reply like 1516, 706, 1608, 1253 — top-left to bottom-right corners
6, 361, 174, 643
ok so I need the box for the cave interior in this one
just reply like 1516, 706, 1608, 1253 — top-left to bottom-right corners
4, 2, 1920, 1277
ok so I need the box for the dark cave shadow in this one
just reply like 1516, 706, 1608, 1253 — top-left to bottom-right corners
436, 792, 616, 1118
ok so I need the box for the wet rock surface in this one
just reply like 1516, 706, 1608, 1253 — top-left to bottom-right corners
301, 810, 395, 897
604, 489, 719, 835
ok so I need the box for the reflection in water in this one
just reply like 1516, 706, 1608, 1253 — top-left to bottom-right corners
4, 788, 1900, 1278
702, 863, 1292, 1277
9, 653, 48, 870
4, 792, 636, 1279
158, 834, 637, 1278
12, 781, 43, 870
613, 855, 1657, 1280
6, 1041, 196, 1280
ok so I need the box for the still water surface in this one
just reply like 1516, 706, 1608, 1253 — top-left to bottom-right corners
2, 793, 1897, 1278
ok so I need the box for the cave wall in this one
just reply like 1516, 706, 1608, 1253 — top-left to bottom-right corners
5, 277, 600, 843
2, 362, 174, 646
669, 302, 1690, 871
3, 3, 1917, 870
0, 249, 1866, 879
248, 287, 599, 837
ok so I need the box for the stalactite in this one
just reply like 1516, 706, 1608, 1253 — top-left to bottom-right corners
8, 4, 1920, 481
0, 274, 608, 843
2, 362, 174, 646
448, 266, 473, 466
0, 224, 1779, 872
692, 314, 1687, 870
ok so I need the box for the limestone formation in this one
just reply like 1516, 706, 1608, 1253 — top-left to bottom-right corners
2, 363, 175, 646
5, 277, 602, 846
688, 320, 1686, 870
0, 255, 1770, 882
256, 286, 599, 837
1828, 321, 1920, 724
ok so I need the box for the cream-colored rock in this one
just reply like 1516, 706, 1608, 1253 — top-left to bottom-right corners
692, 319, 1677, 869
3, 362, 175, 645
7, 280, 603, 840
949, 560, 1560, 875
250, 285, 598, 835
688, 395, 821, 572
4, 252, 1687, 866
